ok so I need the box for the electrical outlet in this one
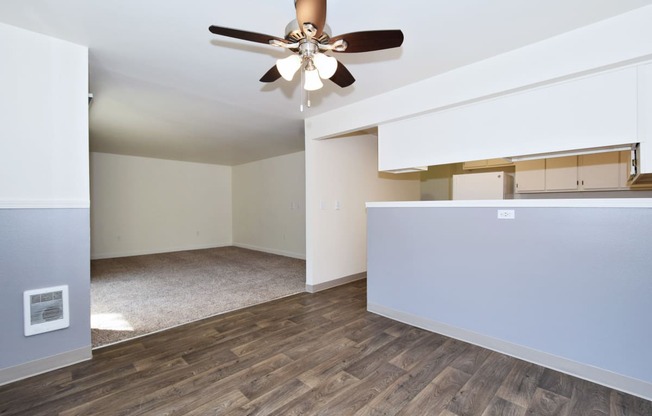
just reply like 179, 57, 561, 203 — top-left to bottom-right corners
497, 209, 515, 219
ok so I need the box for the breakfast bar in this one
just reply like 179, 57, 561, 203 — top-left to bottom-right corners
366, 199, 652, 400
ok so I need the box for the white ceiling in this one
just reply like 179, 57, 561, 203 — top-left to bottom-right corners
1, 0, 651, 165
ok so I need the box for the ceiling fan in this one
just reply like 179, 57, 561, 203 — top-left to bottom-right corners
208, 0, 404, 92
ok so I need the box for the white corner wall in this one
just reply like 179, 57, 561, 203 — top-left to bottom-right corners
90, 153, 232, 259
232, 152, 306, 259
305, 133, 420, 288
0, 22, 89, 208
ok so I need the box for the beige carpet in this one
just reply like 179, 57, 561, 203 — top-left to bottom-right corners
91, 246, 305, 348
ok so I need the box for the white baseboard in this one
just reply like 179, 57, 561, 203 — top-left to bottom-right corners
306, 272, 366, 293
91, 243, 232, 260
233, 243, 306, 260
0, 346, 92, 387
368, 303, 652, 402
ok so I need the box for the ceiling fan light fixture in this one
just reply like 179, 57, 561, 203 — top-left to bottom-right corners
304, 67, 324, 91
313, 53, 337, 79
276, 54, 302, 81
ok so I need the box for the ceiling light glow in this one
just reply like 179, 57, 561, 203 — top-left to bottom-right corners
276, 54, 302, 81
313, 53, 338, 79
304, 67, 323, 91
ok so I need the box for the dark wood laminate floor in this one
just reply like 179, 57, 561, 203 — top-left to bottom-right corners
1, 280, 650, 415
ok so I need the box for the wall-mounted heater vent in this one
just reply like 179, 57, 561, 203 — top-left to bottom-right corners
23, 285, 69, 336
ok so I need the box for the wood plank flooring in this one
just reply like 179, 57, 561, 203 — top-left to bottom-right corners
1, 280, 650, 415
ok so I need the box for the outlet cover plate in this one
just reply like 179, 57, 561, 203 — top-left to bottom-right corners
497, 209, 515, 219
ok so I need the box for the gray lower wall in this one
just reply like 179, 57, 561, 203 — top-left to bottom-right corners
367, 206, 652, 394
0, 209, 91, 373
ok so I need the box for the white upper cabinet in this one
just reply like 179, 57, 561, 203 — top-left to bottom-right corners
637, 63, 652, 174
379, 67, 638, 171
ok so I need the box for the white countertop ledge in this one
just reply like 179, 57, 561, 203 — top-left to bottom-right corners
366, 199, 652, 209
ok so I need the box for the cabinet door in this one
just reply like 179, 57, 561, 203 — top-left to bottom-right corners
545, 156, 578, 191
515, 159, 545, 192
579, 152, 621, 190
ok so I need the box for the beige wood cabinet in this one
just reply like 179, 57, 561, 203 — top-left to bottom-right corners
515, 150, 631, 193
515, 159, 545, 192
462, 158, 514, 170
545, 156, 578, 191
579, 152, 622, 190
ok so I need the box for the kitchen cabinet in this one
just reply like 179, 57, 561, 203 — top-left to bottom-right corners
545, 156, 578, 191
515, 150, 631, 193
579, 152, 622, 190
378, 66, 637, 172
462, 158, 513, 170
515, 159, 545, 192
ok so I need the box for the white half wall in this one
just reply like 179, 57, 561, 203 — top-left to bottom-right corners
305, 133, 421, 287
232, 151, 306, 259
90, 152, 232, 259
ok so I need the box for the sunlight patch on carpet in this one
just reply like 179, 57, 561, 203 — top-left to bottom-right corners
91, 313, 134, 331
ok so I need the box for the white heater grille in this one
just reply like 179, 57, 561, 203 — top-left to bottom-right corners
23, 285, 69, 336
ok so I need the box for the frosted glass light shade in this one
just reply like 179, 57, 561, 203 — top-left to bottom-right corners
313, 53, 338, 79
304, 68, 324, 91
276, 54, 302, 81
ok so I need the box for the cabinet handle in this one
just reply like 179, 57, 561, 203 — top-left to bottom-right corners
582, 180, 584, 186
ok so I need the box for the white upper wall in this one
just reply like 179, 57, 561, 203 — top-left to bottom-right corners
90, 153, 232, 259
0, 22, 89, 207
232, 151, 306, 259
305, 5, 652, 142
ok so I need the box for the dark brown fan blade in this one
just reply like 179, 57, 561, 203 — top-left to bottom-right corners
295, 0, 327, 38
209, 25, 287, 45
260, 66, 282, 83
329, 61, 355, 88
329, 30, 404, 53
